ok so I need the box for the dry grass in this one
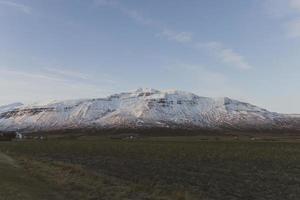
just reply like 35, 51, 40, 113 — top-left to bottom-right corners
0, 135, 300, 199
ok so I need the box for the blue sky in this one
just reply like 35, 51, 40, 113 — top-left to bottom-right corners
0, 0, 300, 113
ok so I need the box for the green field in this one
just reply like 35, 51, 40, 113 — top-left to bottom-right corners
0, 136, 300, 200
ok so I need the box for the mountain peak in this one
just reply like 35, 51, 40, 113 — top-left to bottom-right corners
132, 88, 198, 99
0, 89, 299, 133
135, 88, 160, 94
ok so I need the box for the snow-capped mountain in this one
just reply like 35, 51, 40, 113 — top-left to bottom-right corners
0, 88, 299, 133
0, 102, 23, 113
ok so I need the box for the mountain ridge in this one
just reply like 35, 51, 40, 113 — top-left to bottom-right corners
0, 88, 299, 133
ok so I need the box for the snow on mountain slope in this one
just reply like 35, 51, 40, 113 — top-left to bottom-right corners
0, 103, 23, 114
0, 89, 298, 132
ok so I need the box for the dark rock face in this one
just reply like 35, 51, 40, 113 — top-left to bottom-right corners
0, 108, 55, 119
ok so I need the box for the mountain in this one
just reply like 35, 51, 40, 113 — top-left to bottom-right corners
0, 88, 299, 133
0, 102, 23, 113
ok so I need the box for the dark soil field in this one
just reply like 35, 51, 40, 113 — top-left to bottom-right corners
0, 135, 300, 200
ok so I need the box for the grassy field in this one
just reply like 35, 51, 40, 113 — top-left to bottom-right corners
0, 135, 300, 200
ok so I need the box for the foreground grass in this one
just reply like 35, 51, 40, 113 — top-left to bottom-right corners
0, 136, 300, 199
0, 152, 66, 200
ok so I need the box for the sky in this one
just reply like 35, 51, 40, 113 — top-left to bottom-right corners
0, 0, 300, 113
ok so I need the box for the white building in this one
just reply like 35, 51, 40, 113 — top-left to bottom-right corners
16, 132, 23, 140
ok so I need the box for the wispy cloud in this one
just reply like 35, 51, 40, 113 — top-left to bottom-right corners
290, 0, 300, 11
42, 67, 117, 85
169, 63, 228, 84
0, 0, 32, 14
264, 0, 292, 18
93, 0, 252, 70
286, 0, 300, 38
0, 68, 64, 82
286, 19, 300, 38
200, 42, 252, 70
94, 0, 117, 6
120, 7, 156, 26
0, 67, 119, 104
265, 0, 300, 38
43, 68, 90, 80
160, 29, 193, 43
163, 62, 247, 99
94, 0, 156, 26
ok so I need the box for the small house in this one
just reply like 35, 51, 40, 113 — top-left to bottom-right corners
16, 132, 23, 140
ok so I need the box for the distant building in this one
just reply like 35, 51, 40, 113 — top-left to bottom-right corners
16, 132, 23, 140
